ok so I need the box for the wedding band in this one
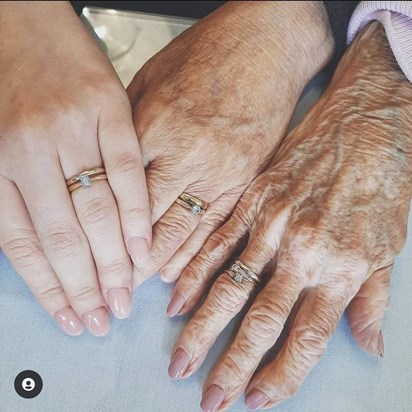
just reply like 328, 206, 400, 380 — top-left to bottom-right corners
66, 168, 107, 193
227, 259, 259, 285
176, 192, 208, 215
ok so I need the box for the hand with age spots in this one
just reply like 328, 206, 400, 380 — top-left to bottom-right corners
168, 22, 412, 411
126, 1, 333, 288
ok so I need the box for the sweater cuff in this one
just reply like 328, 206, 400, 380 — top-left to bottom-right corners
347, 1, 412, 82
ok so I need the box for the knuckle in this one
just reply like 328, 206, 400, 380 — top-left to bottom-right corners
243, 302, 287, 342
43, 222, 84, 258
121, 206, 149, 225
200, 231, 231, 263
290, 326, 328, 364
178, 261, 206, 294
219, 351, 251, 387
36, 283, 65, 304
209, 277, 249, 313
70, 284, 100, 304
2, 234, 43, 268
110, 153, 141, 177
99, 260, 130, 278
79, 197, 115, 228
157, 217, 188, 244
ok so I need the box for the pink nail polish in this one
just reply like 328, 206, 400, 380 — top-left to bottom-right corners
166, 291, 186, 317
245, 389, 269, 410
200, 385, 225, 412
108, 288, 132, 319
55, 307, 84, 336
128, 237, 150, 267
378, 330, 384, 358
83, 307, 110, 337
168, 348, 190, 379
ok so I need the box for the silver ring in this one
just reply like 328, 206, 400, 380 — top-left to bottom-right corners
227, 260, 259, 285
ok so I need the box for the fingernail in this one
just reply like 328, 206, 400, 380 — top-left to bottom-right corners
200, 385, 225, 412
128, 237, 150, 267
245, 389, 269, 410
166, 291, 186, 317
55, 307, 84, 336
108, 288, 132, 319
160, 266, 179, 283
168, 348, 190, 379
378, 330, 384, 358
83, 307, 110, 337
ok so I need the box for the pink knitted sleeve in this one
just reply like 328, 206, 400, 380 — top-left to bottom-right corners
347, 1, 412, 82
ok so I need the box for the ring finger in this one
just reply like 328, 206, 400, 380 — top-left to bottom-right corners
132, 188, 211, 288
60, 137, 133, 320
168, 221, 284, 381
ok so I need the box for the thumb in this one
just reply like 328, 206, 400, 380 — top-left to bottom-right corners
347, 264, 393, 357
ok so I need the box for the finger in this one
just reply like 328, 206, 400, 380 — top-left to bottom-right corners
160, 191, 240, 283
16, 161, 109, 337
168, 221, 277, 380
65, 178, 133, 320
60, 117, 135, 320
244, 285, 354, 410
0, 178, 84, 336
166, 207, 249, 317
167, 198, 289, 317
347, 264, 392, 357
99, 100, 152, 268
199, 264, 306, 412
132, 199, 202, 288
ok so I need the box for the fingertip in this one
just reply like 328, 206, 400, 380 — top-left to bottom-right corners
55, 307, 84, 337
166, 291, 186, 317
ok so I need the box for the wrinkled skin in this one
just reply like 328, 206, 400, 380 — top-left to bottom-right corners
126, 1, 334, 287
169, 23, 412, 411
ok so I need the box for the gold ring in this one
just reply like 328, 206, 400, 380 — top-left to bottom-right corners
66, 168, 107, 193
176, 192, 208, 215
227, 259, 259, 285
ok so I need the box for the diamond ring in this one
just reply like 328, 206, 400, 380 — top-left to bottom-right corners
175, 192, 208, 215
66, 168, 107, 193
227, 260, 259, 285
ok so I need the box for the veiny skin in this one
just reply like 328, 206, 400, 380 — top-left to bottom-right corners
170, 22, 412, 410
126, 1, 334, 288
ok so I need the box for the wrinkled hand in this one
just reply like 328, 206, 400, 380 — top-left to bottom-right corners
0, 2, 151, 336
169, 22, 412, 410
127, 1, 333, 288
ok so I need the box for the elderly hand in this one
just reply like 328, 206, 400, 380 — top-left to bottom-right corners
127, 1, 333, 289
0, 2, 151, 336
169, 22, 412, 411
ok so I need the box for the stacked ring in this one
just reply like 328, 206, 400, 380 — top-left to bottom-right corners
175, 192, 208, 215
66, 168, 108, 193
227, 260, 259, 285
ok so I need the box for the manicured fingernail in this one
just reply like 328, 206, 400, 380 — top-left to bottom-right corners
378, 330, 384, 358
55, 307, 84, 336
83, 307, 110, 337
166, 291, 186, 317
128, 237, 150, 266
168, 348, 190, 379
200, 385, 225, 412
108, 288, 132, 319
160, 266, 179, 283
246, 389, 269, 410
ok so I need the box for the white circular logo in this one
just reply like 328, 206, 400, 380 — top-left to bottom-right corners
22, 378, 35, 391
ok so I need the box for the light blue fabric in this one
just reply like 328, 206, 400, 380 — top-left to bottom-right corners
1, 220, 412, 412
